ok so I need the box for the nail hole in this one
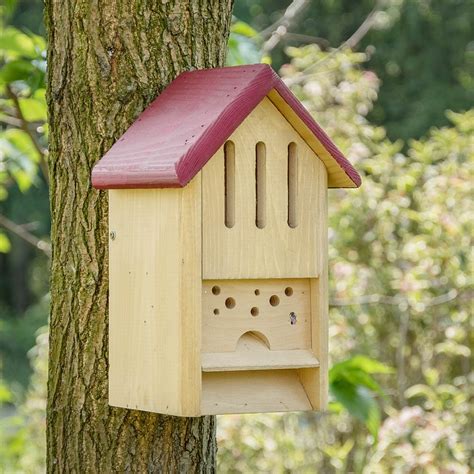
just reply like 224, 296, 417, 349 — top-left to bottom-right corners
285, 287, 293, 297
225, 297, 236, 309
269, 295, 280, 306
250, 307, 259, 317
212, 285, 220, 295
213, 308, 219, 315
254, 289, 260, 295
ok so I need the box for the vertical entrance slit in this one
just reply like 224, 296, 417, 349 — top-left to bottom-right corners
288, 142, 298, 228
256, 142, 266, 229
224, 141, 235, 228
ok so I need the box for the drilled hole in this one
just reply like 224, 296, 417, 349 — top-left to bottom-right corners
225, 297, 236, 309
212, 285, 221, 295
254, 289, 260, 295
285, 287, 293, 297
250, 307, 259, 317
269, 295, 280, 306
213, 308, 220, 315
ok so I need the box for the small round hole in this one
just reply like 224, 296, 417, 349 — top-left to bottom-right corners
212, 286, 220, 295
254, 289, 260, 295
250, 307, 259, 317
269, 295, 280, 306
213, 308, 219, 315
225, 297, 236, 309
285, 287, 293, 297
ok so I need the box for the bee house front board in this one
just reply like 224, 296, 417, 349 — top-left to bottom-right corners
92, 64, 360, 417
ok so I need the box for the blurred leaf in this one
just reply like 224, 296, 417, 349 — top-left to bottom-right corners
18, 97, 47, 122
329, 356, 392, 438
0, 232, 11, 253
0, 59, 36, 83
231, 20, 258, 38
0, 27, 37, 58
404, 384, 435, 400
1, 128, 39, 161
226, 19, 262, 66
332, 355, 395, 376
330, 381, 381, 438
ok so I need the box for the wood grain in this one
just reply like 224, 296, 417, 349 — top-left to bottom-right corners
201, 370, 313, 414
202, 349, 320, 372
202, 278, 312, 353
299, 165, 329, 410
108, 178, 201, 417
91, 64, 360, 189
202, 97, 321, 279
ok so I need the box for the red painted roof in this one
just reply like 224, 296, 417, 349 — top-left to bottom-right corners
91, 64, 361, 189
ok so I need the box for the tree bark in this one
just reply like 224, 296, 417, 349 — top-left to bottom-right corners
45, 1, 233, 471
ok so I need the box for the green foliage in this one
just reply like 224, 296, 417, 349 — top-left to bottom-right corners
218, 46, 473, 472
329, 356, 393, 438
226, 19, 262, 66
0, 326, 47, 473
0, 231, 11, 252
235, 0, 474, 140
0, 296, 49, 389
0, 4, 472, 472
0, 26, 47, 199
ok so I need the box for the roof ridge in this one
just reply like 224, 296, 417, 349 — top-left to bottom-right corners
91, 65, 360, 189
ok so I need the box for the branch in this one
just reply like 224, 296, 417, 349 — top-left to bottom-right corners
283, 33, 330, 49
329, 288, 462, 308
0, 114, 23, 127
261, 0, 310, 55
285, 0, 383, 86
0, 213, 51, 257
5, 84, 49, 185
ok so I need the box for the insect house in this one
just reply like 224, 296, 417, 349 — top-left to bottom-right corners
91, 64, 361, 417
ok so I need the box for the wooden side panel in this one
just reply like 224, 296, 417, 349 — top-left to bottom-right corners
202, 97, 321, 279
299, 163, 328, 410
108, 178, 201, 416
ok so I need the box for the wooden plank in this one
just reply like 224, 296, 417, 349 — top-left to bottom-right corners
202, 97, 321, 280
202, 349, 320, 372
202, 278, 311, 352
299, 162, 329, 410
201, 370, 313, 415
108, 177, 201, 417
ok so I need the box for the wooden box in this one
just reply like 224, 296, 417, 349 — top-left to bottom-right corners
92, 65, 360, 416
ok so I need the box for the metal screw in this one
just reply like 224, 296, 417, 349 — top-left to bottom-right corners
110, 231, 116, 240
289, 312, 297, 325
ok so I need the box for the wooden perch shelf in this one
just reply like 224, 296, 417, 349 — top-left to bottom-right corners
201, 349, 320, 372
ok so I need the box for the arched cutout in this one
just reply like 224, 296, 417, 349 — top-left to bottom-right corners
235, 331, 270, 351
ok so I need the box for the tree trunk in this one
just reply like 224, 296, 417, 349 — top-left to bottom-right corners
45, 1, 233, 471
